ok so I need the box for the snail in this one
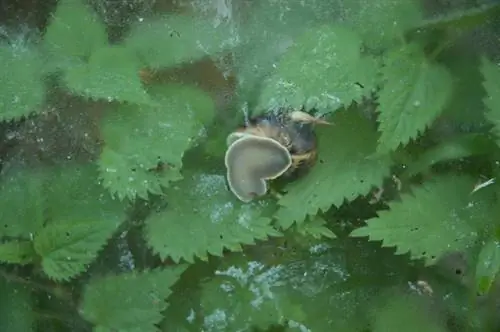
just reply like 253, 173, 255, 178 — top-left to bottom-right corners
225, 109, 329, 202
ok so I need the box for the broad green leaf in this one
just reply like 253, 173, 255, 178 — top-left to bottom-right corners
98, 84, 215, 200
0, 279, 35, 331
0, 168, 45, 239
257, 25, 378, 115
144, 172, 281, 263
350, 175, 495, 265
343, 0, 423, 50
475, 239, 500, 296
63, 45, 153, 104
79, 266, 186, 331
34, 163, 127, 281
481, 56, 500, 145
124, 14, 238, 69
0, 240, 36, 265
34, 219, 121, 281
43, 0, 107, 60
0, 45, 46, 121
275, 107, 392, 229
376, 43, 453, 153
369, 291, 447, 332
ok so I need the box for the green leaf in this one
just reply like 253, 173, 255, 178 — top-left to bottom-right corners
475, 238, 500, 296
0, 241, 37, 265
63, 45, 153, 104
43, 0, 107, 60
275, 107, 392, 229
0, 44, 46, 121
350, 175, 495, 265
34, 163, 127, 281
376, 43, 453, 153
34, 219, 121, 281
0, 168, 46, 239
295, 216, 337, 239
144, 172, 281, 263
79, 266, 186, 331
481, 56, 500, 145
402, 133, 498, 178
98, 84, 215, 200
0, 279, 35, 331
257, 25, 378, 115
123, 14, 238, 69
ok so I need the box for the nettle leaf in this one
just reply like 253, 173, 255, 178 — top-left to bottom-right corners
350, 175, 495, 265
480, 56, 500, 145
402, 133, 497, 178
98, 84, 215, 200
79, 266, 186, 331
257, 25, 378, 115
145, 173, 281, 263
63, 45, 153, 104
0, 241, 37, 265
475, 238, 500, 296
43, 0, 107, 61
376, 43, 453, 154
295, 216, 337, 239
124, 13, 238, 69
0, 168, 45, 239
0, 44, 46, 121
34, 163, 127, 281
275, 107, 392, 229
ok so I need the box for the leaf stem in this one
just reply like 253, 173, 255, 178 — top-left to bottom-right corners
429, 31, 463, 60
0, 268, 74, 304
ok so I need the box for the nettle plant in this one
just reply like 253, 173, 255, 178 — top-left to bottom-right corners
1, 0, 500, 331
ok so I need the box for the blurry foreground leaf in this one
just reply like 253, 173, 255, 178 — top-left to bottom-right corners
79, 266, 186, 331
200, 248, 363, 331
0, 279, 35, 331
475, 238, 500, 296
124, 14, 238, 69
344, 0, 423, 50
257, 25, 378, 115
145, 173, 281, 263
98, 84, 215, 200
63, 45, 152, 104
369, 290, 447, 332
0, 45, 46, 121
0, 241, 36, 265
43, 0, 107, 60
481, 56, 500, 146
0, 168, 45, 239
275, 107, 391, 228
351, 175, 495, 265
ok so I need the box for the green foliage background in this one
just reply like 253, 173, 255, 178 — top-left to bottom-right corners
0, 0, 500, 331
